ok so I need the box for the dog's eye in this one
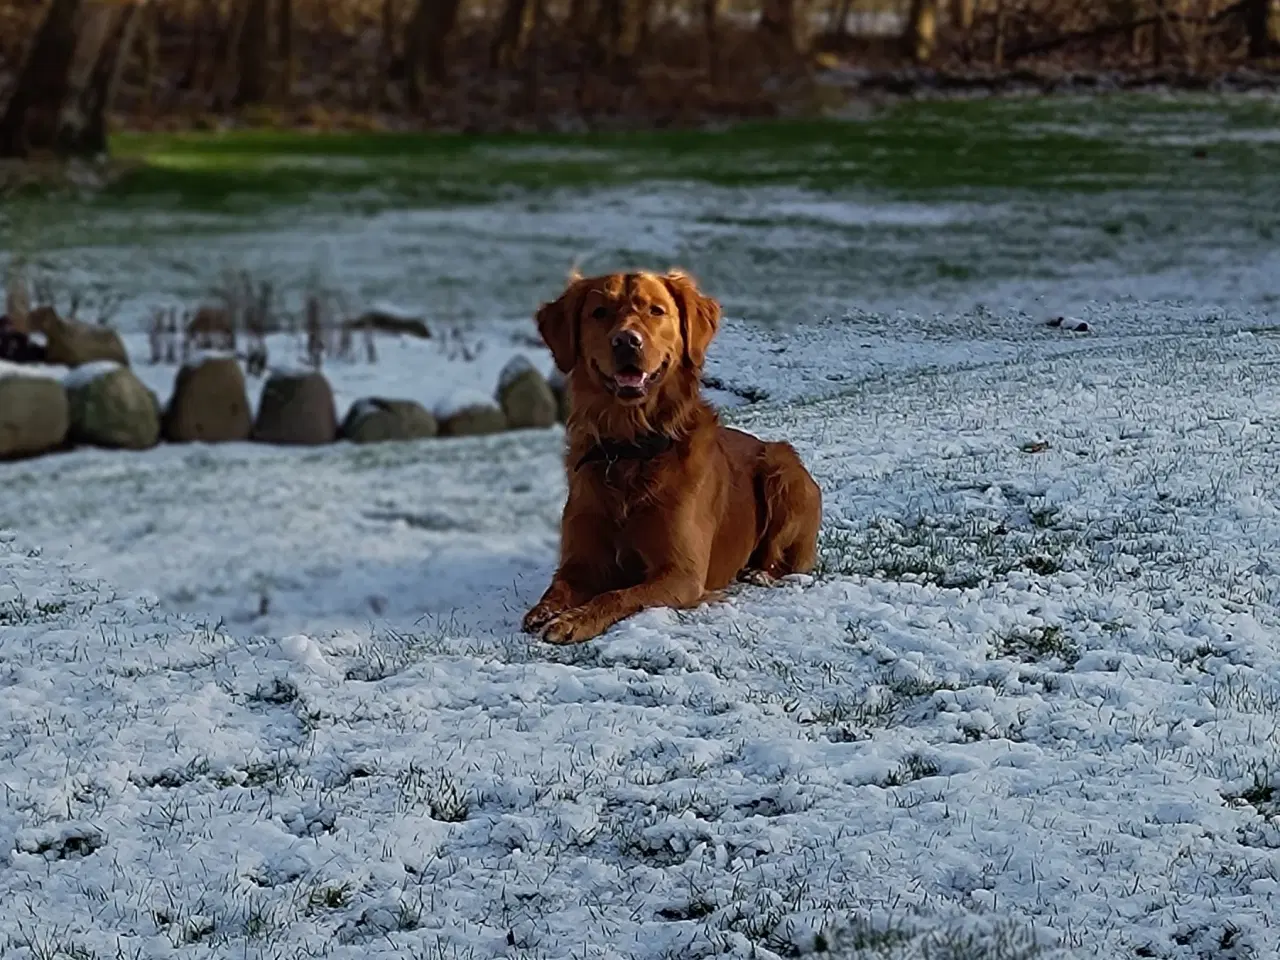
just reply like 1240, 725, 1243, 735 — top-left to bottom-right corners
649, 304, 665, 316
591, 306, 609, 320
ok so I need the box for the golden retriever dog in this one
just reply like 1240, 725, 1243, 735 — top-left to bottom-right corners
522, 269, 822, 645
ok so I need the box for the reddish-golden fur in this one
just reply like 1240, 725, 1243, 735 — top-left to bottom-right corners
522, 269, 822, 645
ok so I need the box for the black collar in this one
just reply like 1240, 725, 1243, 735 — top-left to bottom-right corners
575, 432, 674, 472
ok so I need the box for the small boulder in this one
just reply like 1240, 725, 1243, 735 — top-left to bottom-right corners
341, 398, 438, 444
437, 391, 507, 437
164, 356, 252, 443
252, 370, 337, 446
547, 369, 570, 423
42, 310, 130, 368
65, 364, 160, 450
496, 356, 557, 430
0, 375, 69, 459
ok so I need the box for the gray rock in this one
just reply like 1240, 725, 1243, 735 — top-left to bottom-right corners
547, 368, 570, 423
439, 402, 507, 437
164, 356, 252, 443
252, 371, 337, 446
496, 357, 557, 430
341, 398, 438, 444
66, 365, 160, 450
0, 376, 69, 459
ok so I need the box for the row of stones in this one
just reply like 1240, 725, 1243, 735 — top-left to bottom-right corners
0, 355, 568, 460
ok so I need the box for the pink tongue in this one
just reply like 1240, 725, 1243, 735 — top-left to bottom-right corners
616, 372, 646, 388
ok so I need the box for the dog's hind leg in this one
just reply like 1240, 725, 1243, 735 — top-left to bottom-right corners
744, 441, 822, 581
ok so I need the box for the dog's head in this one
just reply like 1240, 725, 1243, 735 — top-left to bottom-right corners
535, 270, 721, 407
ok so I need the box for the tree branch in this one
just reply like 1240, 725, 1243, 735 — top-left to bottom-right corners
1006, 0, 1250, 62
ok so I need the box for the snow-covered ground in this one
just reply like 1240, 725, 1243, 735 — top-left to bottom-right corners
6, 312, 1280, 958
5, 122, 1280, 957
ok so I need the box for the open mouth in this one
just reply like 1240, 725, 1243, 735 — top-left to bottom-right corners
603, 360, 668, 400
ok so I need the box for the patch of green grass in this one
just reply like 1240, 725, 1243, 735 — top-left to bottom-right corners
304, 880, 355, 913
0, 595, 72, 626
9, 93, 1278, 221
934, 260, 975, 280
815, 514, 1075, 589
1224, 761, 1278, 815
396, 763, 471, 822
1233, 779, 1277, 810
881, 753, 942, 787
826, 914, 1049, 959
991, 624, 1082, 668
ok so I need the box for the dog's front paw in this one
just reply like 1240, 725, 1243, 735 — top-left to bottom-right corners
522, 600, 561, 635
538, 607, 602, 646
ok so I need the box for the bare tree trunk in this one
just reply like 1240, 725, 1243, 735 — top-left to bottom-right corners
234, 0, 272, 105
572, 0, 598, 112
141, 4, 159, 110
617, 0, 645, 60
1109, 0, 1140, 57
381, 0, 399, 62
520, 0, 546, 111
837, 0, 854, 33
180, 0, 219, 94
0, 0, 148, 159
491, 0, 533, 67
993, 0, 1006, 67
404, 0, 466, 102
823, 0, 841, 33
72, 1, 147, 156
634, 0, 657, 49
828, 0, 856, 34
1152, 0, 1165, 66
277, 0, 295, 97
758, 0, 797, 53
215, 0, 247, 107
698, 0, 721, 81
903, 0, 939, 62
67, 3, 118, 98
0, 0, 85, 158
178, 2, 199, 89
379, 0, 399, 105
1245, 0, 1280, 58
950, 0, 973, 30
594, 0, 643, 67
404, 0, 429, 103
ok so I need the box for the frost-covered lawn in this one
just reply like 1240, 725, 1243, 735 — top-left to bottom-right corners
4, 93, 1280, 959
5, 324, 1280, 959
4, 94, 1280, 335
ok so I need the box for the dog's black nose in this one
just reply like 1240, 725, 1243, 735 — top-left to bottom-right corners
611, 329, 643, 357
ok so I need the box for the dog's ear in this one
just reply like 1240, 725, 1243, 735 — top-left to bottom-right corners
536, 277, 588, 374
663, 270, 721, 370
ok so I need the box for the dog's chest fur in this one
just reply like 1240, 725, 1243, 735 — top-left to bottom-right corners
578, 458, 669, 522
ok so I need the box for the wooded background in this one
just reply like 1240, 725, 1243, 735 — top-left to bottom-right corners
0, 0, 1277, 157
